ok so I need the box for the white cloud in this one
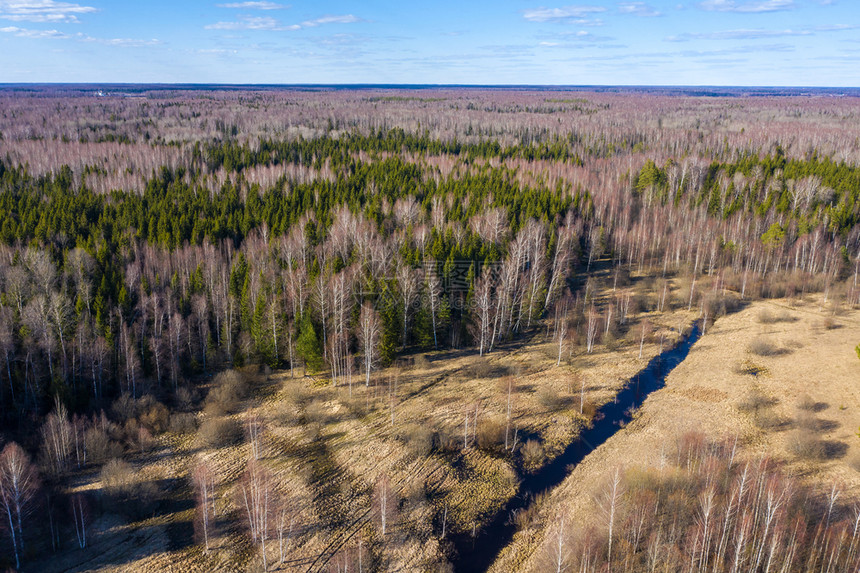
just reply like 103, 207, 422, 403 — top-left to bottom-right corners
206, 16, 287, 30
523, 5, 606, 22
0, 24, 66, 37
216, 2, 288, 9
698, 0, 794, 13
619, 2, 662, 16
1, 24, 159, 46
0, 0, 96, 24
195, 48, 237, 54
300, 14, 361, 27
206, 13, 362, 31
678, 43, 794, 56
815, 24, 857, 31
80, 35, 160, 47
667, 28, 811, 40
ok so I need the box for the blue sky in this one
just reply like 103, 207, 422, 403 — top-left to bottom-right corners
0, 0, 857, 85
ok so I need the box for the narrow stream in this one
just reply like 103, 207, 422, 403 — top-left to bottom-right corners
450, 322, 702, 572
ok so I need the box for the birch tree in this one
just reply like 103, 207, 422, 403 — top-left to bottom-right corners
193, 461, 216, 553
473, 272, 495, 356
0, 443, 39, 570
237, 459, 272, 570
357, 302, 381, 387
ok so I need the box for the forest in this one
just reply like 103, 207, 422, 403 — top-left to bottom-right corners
0, 86, 858, 572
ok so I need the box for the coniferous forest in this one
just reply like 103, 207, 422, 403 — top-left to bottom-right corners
0, 86, 859, 572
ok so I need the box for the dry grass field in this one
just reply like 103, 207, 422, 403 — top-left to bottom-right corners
28, 277, 702, 572
488, 296, 860, 572
25, 284, 860, 573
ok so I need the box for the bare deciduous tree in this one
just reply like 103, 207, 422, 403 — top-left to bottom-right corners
473, 272, 495, 356
595, 467, 625, 569
70, 493, 89, 549
357, 303, 381, 387
193, 461, 216, 553
396, 263, 420, 348
0, 308, 14, 401
246, 414, 265, 461
0, 442, 39, 569
585, 306, 599, 354
276, 495, 295, 565
40, 399, 73, 476
553, 295, 572, 367
237, 459, 272, 569
373, 474, 396, 536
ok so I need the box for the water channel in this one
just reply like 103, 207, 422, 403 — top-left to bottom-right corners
451, 322, 703, 572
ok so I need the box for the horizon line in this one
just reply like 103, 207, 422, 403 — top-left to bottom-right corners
1, 83, 858, 91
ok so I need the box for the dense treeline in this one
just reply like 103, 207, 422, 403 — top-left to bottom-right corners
0, 125, 858, 425
197, 128, 583, 173
0, 147, 579, 421
634, 150, 860, 235
0, 155, 571, 249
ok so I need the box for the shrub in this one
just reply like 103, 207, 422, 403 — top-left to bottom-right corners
578, 398, 597, 419
521, 439, 545, 471
476, 418, 505, 451
537, 385, 570, 411
139, 401, 169, 434
748, 338, 783, 357
111, 393, 137, 421
169, 412, 198, 434
757, 309, 774, 323
435, 428, 461, 453
204, 370, 249, 415
341, 395, 368, 420
122, 419, 141, 444
272, 400, 298, 426
495, 376, 517, 395
175, 386, 196, 411
401, 424, 434, 457
282, 382, 310, 407
737, 389, 777, 413
601, 330, 619, 350
786, 430, 826, 461
304, 421, 323, 442
468, 359, 510, 379
793, 408, 819, 431
101, 458, 135, 494
85, 426, 123, 464
304, 399, 334, 425
754, 410, 788, 431
512, 500, 542, 530
197, 416, 242, 448
136, 427, 154, 452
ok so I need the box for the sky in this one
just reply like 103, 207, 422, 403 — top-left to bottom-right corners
0, 0, 857, 86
